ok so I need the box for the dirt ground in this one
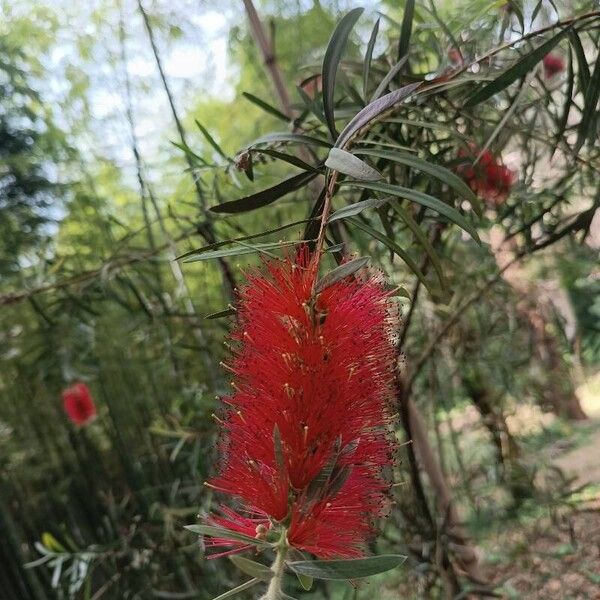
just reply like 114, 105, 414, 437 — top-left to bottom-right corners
484, 375, 600, 599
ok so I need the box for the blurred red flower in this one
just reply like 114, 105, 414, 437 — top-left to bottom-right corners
205, 250, 396, 559
62, 382, 97, 426
543, 53, 565, 78
457, 145, 515, 205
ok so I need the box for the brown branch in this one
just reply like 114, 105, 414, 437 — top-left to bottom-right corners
242, 0, 292, 117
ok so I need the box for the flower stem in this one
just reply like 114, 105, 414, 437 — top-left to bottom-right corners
261, 530, 288, 600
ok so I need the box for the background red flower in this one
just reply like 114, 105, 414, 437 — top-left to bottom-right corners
62, 382, 97, 426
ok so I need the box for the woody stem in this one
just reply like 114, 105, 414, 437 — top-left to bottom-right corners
262, 530, 288, 600
310, 171, 340, 295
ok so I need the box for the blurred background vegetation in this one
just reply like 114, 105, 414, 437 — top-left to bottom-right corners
1, 0, 599, 598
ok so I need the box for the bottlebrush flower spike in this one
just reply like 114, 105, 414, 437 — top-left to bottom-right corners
205, 249, 396, 559
62, 382, 97, 426
456, 145, 515, 206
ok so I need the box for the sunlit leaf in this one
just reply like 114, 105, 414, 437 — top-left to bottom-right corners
346, 181, 480, 241
328, 197, 389, 223
183, 241, 306, 262
195, 120, 228, 160
371, 56, 408, 101
242, 92, 290, 122
354, 148, 481, 215
325, 148, 382, 181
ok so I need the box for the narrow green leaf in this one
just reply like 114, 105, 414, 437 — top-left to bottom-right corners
177, 218, 313, 260
184, 525, 266, 547
228, 556, 272, 581
347, 218, 434, 296
322, 7, 364, 138
195, 120, 228, 160
574, 48, 600, 153
325, 148, 382, 181
205, 307, 235, 320
363, 18, 380, 101
252, 148, 322, 173
296, 85, 327, 124
371, 56, 409, 102
397, 0, 415, 62
336, 82, 421, 148
552, 44, 574, 157
315, 257, 370, 294
568, 30, 590, 92
328, 197, 389, 223
354, 148, 481, 215
210, 171, 318, 214
171, 140, 208, 165
391, 202, 446, 289
288, 554, 407, 580
346, 181, 480, 241
245, 132, 331, 150
325, 242, 344, 254
464, 26, 571, 107
242, 92, 290, 122
211, 578, 260, 600
184, 241, 305, 262
295, 571, 313, 591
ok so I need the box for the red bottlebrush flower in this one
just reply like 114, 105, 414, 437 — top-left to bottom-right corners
62, 382, 97, 426
543, 53, 565, 78
205, 250, 396, 559
456, 145, 515, 206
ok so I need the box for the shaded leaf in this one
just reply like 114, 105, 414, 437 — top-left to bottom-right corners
398, 0, 415, 62
322, 8, 364, 138
336, 82, 421, 148
371, 56, 409, 101
288, 554, 407, 580
465, 26, 571, 107
205, 307, 235, 320
391, 202, 446, 289
363, 18, 380, 101
325, 148, 382, 181
184, 525, 267, 547
568, 30, 590, 92
252, 147, 322, 173
574, 48, 600, 153
347, 218, 434, 295
315, 257, 370, 293
228, 556, 272, 581
210, 171, 318, 214
211, 578, 260, 600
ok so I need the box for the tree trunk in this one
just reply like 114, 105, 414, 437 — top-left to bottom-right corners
489, 228, 587, 420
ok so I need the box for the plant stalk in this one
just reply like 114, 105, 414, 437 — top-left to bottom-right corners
261, 531, 288, 600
